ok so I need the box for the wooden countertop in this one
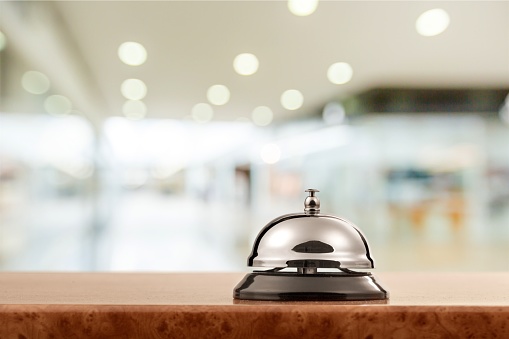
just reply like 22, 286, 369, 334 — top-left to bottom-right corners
1, 272, 508, 338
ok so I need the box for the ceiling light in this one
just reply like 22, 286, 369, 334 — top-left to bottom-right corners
207, 84, 230, 105
118, 42, 147, 66
288, 0, 319, 16
252, 106, 273, 126
416, 9, 450, 37
327, 62, 353, 85
191, 103, 214, 123
0, 30, 6, 51
121, 79, 147, 100
260, 143, 281, 164
21, 71, 50, 94
233, 53, 259, 76
44, 95, 72, 116
122, 100, 147, 120
281, 89, 304, 110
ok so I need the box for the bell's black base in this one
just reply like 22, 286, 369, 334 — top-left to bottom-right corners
233, 272, 389, 301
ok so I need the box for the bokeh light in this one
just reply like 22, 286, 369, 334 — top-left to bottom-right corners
288, 0, 318, 17
121, 79, 147, 100
21, 71, 51, 95
0, 30, 6, 51
252, 106, 274, 126
118, 42, 147, 66
327, 62, 353, 85
322, 102, 346, 125
44, 95, 72, 116
281, 89, 304, 110
207, 84, 230, 106
233, 53, 259, 76
122, 100, 147, 120
191, 103, 214, 123
416, 9, 450, 37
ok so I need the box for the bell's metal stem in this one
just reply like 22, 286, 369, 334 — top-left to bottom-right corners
298, 267, 318, 274
304, 189, 320, 215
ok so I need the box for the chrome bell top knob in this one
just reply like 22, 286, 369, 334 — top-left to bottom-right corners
304, 189, 320, 215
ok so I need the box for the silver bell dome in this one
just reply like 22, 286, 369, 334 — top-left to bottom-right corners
248, 189, 375, 269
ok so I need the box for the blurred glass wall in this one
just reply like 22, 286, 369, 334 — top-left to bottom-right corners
2, 112, 508, 271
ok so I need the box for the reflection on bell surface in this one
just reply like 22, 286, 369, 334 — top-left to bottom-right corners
233, 189, 389, 301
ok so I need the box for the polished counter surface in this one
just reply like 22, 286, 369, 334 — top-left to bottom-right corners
1, 272, 508, 338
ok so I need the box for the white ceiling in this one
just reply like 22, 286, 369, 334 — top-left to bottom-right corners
2, 1, 509, 124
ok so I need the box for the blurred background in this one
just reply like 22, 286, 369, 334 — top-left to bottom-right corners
0, 1, 508, 272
